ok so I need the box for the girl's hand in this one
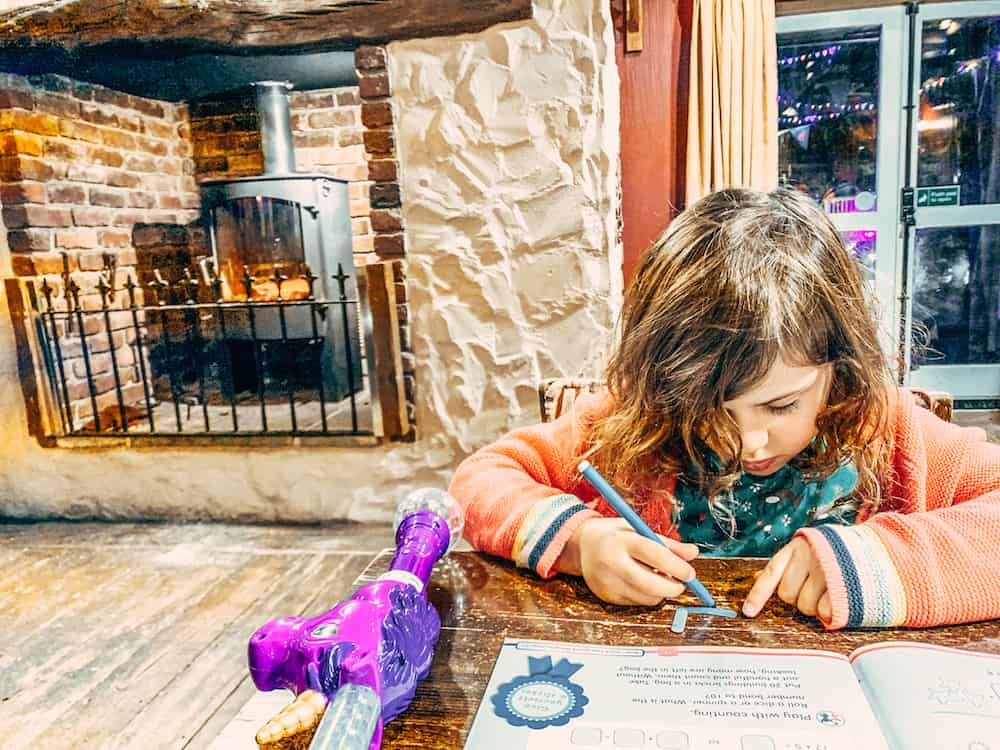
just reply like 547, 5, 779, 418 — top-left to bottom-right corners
557, 518, 700, 605
742, 537, 831, 621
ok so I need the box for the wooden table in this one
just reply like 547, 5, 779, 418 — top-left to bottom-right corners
211, 549, 1000, 748
373, 551, 1000, 749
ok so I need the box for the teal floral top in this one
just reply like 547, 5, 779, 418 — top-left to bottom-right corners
673, 459, 859, 557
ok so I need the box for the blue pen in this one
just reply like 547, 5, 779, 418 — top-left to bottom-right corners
578, 460, 716, 607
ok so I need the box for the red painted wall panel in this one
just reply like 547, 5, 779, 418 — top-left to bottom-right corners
612, 0, 691, 283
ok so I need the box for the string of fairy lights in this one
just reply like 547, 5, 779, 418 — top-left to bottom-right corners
922, 47, 1000, 90
778, 44, 875, 127
779, 102, 876, 127
777, 40, 999, 129
778, 45, 841, 66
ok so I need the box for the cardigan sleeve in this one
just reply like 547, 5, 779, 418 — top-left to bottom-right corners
447, 392, 611, 578
797, 391, 1000, 629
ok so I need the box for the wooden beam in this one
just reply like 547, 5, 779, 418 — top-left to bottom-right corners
777, 0, 951, 16
0, 0, 534, 52
3, 277, 59, 446
363, 261, 409, 441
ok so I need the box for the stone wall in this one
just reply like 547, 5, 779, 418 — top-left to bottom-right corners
0, 0, 621, 522
391, 0, 623, 453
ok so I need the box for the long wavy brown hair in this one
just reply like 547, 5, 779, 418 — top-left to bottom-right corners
585, 187, 893, 516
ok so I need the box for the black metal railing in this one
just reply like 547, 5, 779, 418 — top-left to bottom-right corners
33, 258, 373, 439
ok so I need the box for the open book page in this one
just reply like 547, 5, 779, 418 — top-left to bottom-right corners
850, 641, 1000, 750
464, 638, 891, 750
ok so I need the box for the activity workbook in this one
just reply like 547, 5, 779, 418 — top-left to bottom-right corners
464, 638, 1000, 750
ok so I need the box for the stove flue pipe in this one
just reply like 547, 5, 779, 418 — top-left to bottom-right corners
253, 81, 296, 176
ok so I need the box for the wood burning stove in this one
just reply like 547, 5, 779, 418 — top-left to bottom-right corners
199, 81, 361, 402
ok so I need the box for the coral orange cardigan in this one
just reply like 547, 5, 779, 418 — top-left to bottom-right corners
449, 388, 1000, 630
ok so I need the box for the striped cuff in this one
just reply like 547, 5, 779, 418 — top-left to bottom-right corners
512, 494, 599, 579
797, 524, 908, 630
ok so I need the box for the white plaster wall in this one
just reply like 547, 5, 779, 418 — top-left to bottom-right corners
390, 0, 622, 456
0, 0, 621, 522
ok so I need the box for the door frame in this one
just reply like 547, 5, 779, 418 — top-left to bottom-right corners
776, 7, 909, 370
903, 0, 1000, 401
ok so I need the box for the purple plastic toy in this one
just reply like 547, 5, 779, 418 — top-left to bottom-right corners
247, 488, 464, 750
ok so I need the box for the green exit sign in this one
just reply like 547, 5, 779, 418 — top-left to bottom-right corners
916, 186, 960, 207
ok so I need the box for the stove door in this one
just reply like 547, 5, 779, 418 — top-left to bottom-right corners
212, 196, 310, 302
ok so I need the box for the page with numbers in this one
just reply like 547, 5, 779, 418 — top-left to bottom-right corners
464, 638, 891, 750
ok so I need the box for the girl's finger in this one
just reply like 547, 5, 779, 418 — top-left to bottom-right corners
743, 542, 795, 617
817, 592, 833, 623
627, 536, 696, 583
662, 537, 700, 561
620, 560, 688, 603
776, 544, 811, 606
796, 573, 826, 616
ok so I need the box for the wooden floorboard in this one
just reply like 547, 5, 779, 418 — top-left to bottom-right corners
2, 546, 134, 653
0, 520, 391, 552
22, 549, 299, 749
187, 675, 274, 750
1, 521, 394, 750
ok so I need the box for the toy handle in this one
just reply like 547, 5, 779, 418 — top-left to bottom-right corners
392, 488, 464, 553
307, 683, 383, 750
386, 489, 464, 590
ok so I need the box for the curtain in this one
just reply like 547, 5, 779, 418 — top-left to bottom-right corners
686, 0, 778, 205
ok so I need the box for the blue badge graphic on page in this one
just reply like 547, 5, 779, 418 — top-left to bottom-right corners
491, 655, 588, 729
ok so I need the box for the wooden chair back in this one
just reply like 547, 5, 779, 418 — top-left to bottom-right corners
538, 377, 953, 423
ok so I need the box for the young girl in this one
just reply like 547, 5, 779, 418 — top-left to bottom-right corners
449, 187, 1000, 631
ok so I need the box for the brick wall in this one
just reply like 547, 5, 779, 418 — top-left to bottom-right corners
187, 94, 260, 178
1, 67, 414, 435
187, 86, 374, 259
355, 46, 413, 430
292, 88, 374, 260
0, 72, 196, 429
1, 73, 197, 288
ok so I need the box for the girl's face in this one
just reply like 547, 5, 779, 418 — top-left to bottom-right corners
721, 358, 833, 476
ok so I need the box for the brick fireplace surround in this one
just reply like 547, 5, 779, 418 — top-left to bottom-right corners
0, 0, 621, 526
0, 45, 416, 432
